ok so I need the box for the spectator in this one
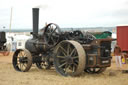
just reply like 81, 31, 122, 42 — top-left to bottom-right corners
114, 45, 122, 70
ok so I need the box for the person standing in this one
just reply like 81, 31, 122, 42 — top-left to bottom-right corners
114, 45, 122, 70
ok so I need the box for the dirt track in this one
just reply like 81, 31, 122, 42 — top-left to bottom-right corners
0, 53, 128, 85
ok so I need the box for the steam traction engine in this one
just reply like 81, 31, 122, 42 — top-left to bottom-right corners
12, 8, 113, 76
0, 31, 9, 56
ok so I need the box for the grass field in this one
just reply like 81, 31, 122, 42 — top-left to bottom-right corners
0, 53, 128, 85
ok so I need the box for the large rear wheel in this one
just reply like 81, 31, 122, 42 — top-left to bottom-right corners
12, 49, 32, 72
54, 40, 86, 76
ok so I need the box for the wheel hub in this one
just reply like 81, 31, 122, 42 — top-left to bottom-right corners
19, 57, 27, 63
65, 56, 73, 64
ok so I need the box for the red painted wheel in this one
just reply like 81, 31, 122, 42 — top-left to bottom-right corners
3, 51, 10, 56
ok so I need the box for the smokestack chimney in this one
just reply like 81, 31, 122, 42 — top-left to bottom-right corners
32, 8, 39, 38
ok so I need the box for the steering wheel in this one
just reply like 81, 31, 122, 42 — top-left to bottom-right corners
44, 23, 61, 47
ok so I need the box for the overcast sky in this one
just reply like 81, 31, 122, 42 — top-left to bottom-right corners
0, 0, 128, 29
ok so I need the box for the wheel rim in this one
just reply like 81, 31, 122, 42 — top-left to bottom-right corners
12, 49, 32, 72
85, 67, 106, 74
54, 40, 86, 76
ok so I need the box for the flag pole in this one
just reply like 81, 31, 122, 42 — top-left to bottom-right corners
9, 7, 13, 33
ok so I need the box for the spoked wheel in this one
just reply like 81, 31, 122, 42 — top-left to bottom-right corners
85, 67, 106, 74
1, 44, 10, 56
54, 40, 86, 76
44, 23, 61, 47
12, 49, 32, 72
36, 57, 51, 69
36, 62, 51, 69
3, 46, 10, 56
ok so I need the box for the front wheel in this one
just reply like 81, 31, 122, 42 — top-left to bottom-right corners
12, 49, 32, 72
